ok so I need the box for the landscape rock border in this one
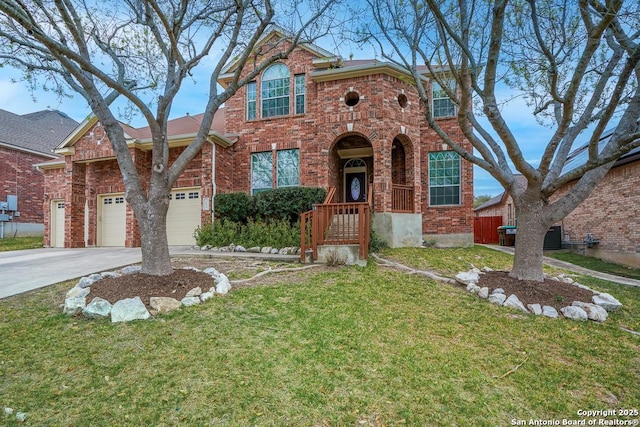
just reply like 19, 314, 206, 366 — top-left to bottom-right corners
195, 244, 300, 256
63, 266, 232, 323
455, 267, 622, 322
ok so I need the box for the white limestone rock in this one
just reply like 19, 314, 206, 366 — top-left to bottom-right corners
466, 283, 481, 294
527, 303, 542, 316
478, 287, 489, 299
186, 287, 202, 297
78, 273, 102, 288
560, 306, 588, 321
592, 293, 622, 312
492, 288, 505, 294
261, 246, 273, 254
100, 271, 121, 279
82, 297, 112, 319
121, 265, 142, 275
235, 245, 247, 252
111, 297, 150, 323
66, 285, 90, 299
200, 291, 215, 302
542, 306, 559, 318
181, 296, 201, 307
488, 293, 507, 305
150, 297, 182, 314
216, 278, 232, 295
63, 296, 87, 316
247, 246, 261, 253
455, 271, 480, 286
572, 301, 608, 322
270, 248, 279, 254
504, 294, 529, 314
203, 267, 219, 277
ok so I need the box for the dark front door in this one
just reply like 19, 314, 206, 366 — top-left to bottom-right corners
345, 172, 366, 202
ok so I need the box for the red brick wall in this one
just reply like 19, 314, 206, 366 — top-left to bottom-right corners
0, 146, 51, 223
419, 116, 474, 235
220, 48, 473, 235
555, 160, 640, 267
43, 122, 212, 247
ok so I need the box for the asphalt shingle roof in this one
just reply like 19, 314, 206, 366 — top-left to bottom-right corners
0, 108, 78, 156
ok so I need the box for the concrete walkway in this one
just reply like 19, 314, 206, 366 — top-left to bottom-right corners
0, 246, 299, 300
481, 244, 640, 288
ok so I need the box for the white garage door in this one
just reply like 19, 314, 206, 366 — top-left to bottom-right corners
99, 195, 126, 246
167, 188, 201, 245
51, 200, 65, 248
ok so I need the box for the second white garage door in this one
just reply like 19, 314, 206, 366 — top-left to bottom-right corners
167, 188, 201, 246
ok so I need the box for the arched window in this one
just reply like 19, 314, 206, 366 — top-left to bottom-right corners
261, 63, 290, 118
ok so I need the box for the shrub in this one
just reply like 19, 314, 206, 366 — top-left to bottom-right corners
214, 192, 254, 224
253, 187, 326, 224
194, 219, 301, 248
193, 220, 241, 247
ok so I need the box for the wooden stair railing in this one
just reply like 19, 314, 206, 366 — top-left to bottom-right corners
300, 187, 370, 262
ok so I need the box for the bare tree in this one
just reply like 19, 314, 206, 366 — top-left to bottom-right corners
364, 0, 640, 281
0, 0, 340, 275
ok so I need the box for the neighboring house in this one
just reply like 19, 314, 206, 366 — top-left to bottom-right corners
554, 131, 640, 268
39, 29, 475, 250
0, 109, 78, 237
473, 175, 525, 244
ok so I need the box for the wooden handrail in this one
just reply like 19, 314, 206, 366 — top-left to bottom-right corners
392, 184, 414, 213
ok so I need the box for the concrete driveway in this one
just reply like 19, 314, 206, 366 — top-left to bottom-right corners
0, 247, 142, 300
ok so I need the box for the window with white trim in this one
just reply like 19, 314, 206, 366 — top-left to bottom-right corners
294, 74, 305, 114
251, 152, 274, 195
429, 151, 461, 205
247, 81, 257, 120
261, 64, 290, 118
277, 149, 299, 188
432, 80, 456, 118
251, 149, 300, 194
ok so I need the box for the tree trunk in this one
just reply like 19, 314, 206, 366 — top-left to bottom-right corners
509, 196, 551, 282
135, 199, 173, 276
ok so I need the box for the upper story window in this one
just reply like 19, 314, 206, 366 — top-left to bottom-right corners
428, 151, 461, 206
294, 74, 306, 115
432, 79, 456, 118
247, 81, 257, 120
261, 63, 290, 118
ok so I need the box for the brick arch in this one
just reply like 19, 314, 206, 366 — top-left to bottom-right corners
327, 131, 374, 203
391, 133, 415, 186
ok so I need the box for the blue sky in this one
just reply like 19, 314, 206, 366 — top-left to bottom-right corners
0, 57, 554, 198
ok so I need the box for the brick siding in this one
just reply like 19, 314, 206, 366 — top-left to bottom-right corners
0, 146, 51, 223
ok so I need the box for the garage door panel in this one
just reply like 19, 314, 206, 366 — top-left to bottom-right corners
100, 195, 126, 247
167, 189, 201, 245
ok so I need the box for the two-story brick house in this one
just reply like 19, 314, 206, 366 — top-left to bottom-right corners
39, 31, 474, 250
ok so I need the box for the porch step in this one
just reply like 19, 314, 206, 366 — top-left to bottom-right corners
326, 214, 360, 240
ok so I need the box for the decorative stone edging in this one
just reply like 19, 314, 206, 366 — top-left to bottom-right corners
63, 266, 232, 323
194, 244, 300, 255
455, 267, 622, 322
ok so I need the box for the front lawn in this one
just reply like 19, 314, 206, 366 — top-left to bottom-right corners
1, 247, 638, 426
0, 236, 43, 251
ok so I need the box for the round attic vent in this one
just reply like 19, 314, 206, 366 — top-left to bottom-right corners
345, 91, 360, 107
397, 93, 408, 108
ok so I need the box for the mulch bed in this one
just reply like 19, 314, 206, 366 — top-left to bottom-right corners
88, 270, 215, 311
477, 270, 596, 312
84, 264, 597, 314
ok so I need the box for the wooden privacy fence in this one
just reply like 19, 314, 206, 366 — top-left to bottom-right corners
474, 216, 502, 244
300, 188, 371, 262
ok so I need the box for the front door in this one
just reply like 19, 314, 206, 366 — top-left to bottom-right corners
345, 171, 366, 202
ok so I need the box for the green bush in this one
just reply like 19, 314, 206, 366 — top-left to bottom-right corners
194, 219, 301, 248
253, 187, 326, 224
214, 192, 254, 224
193, 219, 241, 247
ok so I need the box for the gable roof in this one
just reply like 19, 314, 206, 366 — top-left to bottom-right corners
56, 108, 231, 155
0, 109, 78, 157
474, 175, 527, 212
